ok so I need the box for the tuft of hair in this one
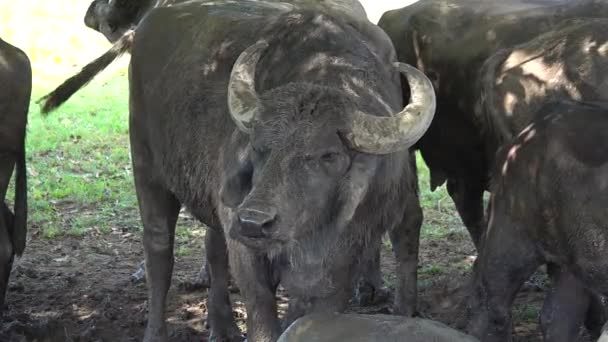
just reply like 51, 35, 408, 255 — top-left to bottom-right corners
38, 30, 135, 115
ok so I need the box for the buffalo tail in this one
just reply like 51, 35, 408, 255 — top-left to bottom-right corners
38, 30, 135, 114
12, 140, 27, 256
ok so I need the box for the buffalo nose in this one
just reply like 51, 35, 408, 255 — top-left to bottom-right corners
237, 208, 276, 238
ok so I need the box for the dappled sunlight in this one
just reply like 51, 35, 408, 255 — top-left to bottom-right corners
503, 91, 517, 117
500, 123, 536, 176
481, 19, 608, 156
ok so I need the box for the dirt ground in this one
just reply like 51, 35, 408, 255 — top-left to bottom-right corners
0, 214, 595, 342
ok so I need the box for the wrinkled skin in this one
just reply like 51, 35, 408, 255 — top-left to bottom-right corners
126, 2, 428, 341
472, 19, 608, 341
467, 100, 608, 342
0, 38, 30, 316
378, 0, 608, 249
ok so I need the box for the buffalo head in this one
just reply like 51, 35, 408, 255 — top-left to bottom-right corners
221, 41, 436, 251
84, 0, 154, 42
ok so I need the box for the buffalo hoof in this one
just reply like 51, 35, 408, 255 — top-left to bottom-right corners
352, 282, 391, 307
143, 326, 168, 342
131, 261, 146, 284
179, 265, 212, 292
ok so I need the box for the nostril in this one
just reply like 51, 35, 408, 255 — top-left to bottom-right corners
237, 208, 276, 238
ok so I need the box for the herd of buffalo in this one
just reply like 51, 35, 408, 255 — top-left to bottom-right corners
1, 0, 608, 341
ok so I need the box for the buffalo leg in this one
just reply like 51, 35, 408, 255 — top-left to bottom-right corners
467, 198, 541, 342
584, 292, 607, 339
0, 205, 13, 317
229, 243, 281, 342
352, 244, 389, 306
0, 153, 16, 316
446, 178, 485, 249
133, 165, 181, 342
206, 228, 243, 341
390, 185, 423, 316
540, 264, 589, 342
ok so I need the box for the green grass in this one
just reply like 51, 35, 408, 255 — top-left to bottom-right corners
23, 74, 138, 238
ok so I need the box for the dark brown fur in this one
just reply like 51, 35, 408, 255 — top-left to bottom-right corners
378, 0, 608, 249
0, 37, 30, 316
468, 100, 608, 342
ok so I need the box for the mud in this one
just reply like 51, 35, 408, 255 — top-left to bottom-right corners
0, 215, 593, 341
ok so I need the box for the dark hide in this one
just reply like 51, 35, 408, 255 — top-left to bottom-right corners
474, 19, 608, 341
0, 38, 30, 316
467, 100, 608, 342
127, 2, 423, 341
378, 0, 608, 248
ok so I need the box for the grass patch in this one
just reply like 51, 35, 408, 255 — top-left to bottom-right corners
23, 74, 136, 238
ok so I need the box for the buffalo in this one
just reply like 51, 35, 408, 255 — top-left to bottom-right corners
41, 1, 435, 340
0, 38, 30, 316
378, 0, 608, 249
466, 19, 608, 341
468, 99, 608, 342
81, 0, 382, 295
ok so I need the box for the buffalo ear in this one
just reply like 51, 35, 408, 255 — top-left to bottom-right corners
220, 152, 253, 207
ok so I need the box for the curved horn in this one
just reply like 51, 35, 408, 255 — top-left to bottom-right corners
345, 62, 436, 154
227, 40, 269, 133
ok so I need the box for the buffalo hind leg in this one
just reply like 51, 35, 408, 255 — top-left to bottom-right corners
135, 173, 181, 342
584, 291, 607, 339
390, 189, 423, 316
0, 153, 16, 316
229, 243, 281, 342
540, 264, 589, 342
540, 264, 606, 341
467, 200, 541, 341
206, 228, 243, 341
447, 178, 485, 250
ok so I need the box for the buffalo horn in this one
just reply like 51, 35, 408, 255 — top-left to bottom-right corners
227, 40, 269, 133
345, 62, 436, 154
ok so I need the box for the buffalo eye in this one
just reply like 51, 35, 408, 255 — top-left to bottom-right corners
320, 152, 340, 163
317, 151, 349, 176
220, 154, 253, 207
